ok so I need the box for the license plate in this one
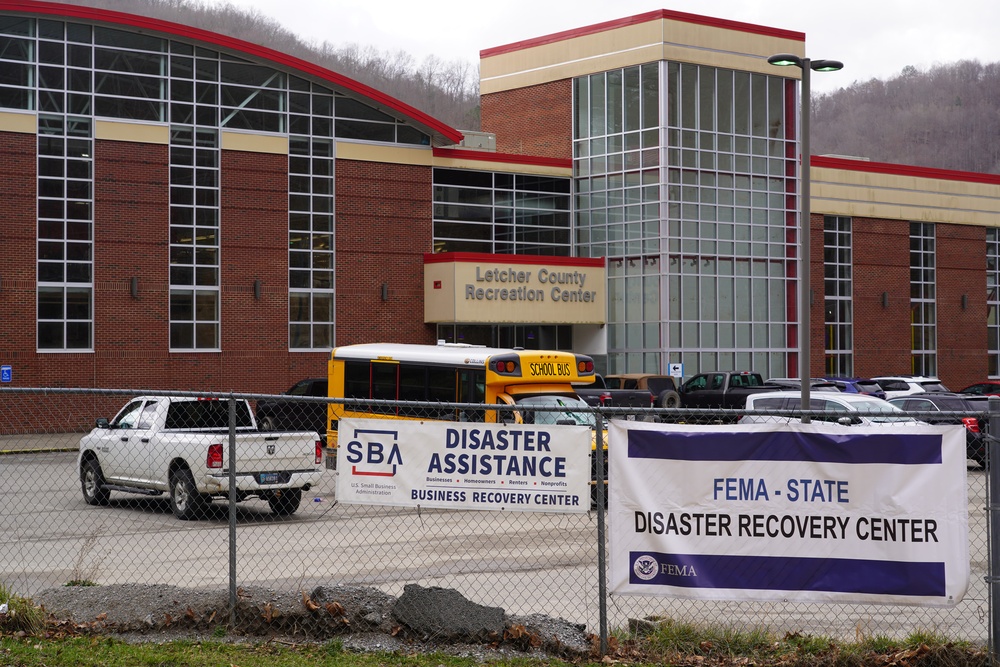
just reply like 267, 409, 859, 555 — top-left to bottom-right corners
259, 472, 280, 484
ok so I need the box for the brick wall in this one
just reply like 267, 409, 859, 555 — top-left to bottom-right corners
936, 223, 987, 389
335, 159, 437, 346
851, 217, 914, 378
0, 132, 37, 383
0, 136, 330, 398
480, 80, 573, 159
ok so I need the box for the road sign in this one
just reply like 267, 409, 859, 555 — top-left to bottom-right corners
668, 363, 683, 378
1, 365, 11, 383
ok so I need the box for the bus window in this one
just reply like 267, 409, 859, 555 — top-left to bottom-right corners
427, 367, 457, 420
371, 362, 397, 415
343, 360, 369, 399
457, 369, 485, 422
398, 363, 425, 402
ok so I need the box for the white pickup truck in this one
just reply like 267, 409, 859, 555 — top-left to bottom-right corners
78, 396, 325, 520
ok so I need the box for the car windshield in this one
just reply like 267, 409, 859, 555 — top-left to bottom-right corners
515, 394, 595, 427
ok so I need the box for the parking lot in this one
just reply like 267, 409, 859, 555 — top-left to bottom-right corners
0, 434, 991, 643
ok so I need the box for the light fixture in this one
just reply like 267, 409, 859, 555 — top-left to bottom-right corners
962, 294, 968, 310
882, 292, 889, 308
130, 277, 139, 299
768, 52, 844, 424
381, 283, 389, 302
253, 279, 262, 300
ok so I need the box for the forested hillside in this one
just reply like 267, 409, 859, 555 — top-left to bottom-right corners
811, 60, 1000, 174
43, 0, 1000, 174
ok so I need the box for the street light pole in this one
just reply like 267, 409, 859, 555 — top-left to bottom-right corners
767, 54, 843, 423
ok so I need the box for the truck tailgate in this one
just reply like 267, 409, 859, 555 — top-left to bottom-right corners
232, 432, 318, 472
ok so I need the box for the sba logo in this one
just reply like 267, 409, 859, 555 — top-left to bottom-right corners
345, 428, 403, 477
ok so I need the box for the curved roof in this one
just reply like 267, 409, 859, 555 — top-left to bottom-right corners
0, 0, 464, 145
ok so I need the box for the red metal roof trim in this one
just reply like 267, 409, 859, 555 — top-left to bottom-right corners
424, 252, 605, 268
0, 0, 464, 144
433, 147, 572, 169
481, 9, 804, 59
812, 155, 1000, 186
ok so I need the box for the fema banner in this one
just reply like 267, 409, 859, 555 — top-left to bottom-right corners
609, 421, 969, 606
336, 418, 591, 513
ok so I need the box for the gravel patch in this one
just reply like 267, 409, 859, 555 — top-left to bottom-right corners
32, 583, 595, 660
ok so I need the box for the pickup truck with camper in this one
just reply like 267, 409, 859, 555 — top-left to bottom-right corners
78, 396, 325, 520
575, 373, 655, 410
677, 371, 780, 412
605, 373, 682, 408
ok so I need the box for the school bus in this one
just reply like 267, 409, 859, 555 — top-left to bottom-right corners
325, 342, 598, 457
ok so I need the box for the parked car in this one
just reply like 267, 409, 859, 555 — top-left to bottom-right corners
959, 381, 1000, 396
870, 375, 949, 399
887, 392, 988, 468
822, 377, 887, 399
740, 391, 917, 427
256, 378, 329, 437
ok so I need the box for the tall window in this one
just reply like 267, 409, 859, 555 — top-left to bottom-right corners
823, 216, 852, 376
37, 114, 93, 350
987, 229, 1000, 376
168, 126, 220, 350
910, 222, 937, 375
288, 78, 335, 349
574, 61, 795, 376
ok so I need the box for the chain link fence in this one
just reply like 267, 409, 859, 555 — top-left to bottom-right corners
0, 387, 992, 650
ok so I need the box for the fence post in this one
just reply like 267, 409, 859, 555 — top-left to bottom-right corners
228, 394, 238, 627
595, 406, 608, 655
989, 396, 1000, 658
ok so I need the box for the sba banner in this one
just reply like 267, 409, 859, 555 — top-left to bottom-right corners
609, 421, 969, 606
336, 418, 591, 513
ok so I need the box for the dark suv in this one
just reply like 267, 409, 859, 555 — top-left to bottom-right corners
887, 392, 987, 468
256, 378, 329, 437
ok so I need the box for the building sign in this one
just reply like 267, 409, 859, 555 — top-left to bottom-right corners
608, 420, 969, 606
336, 418, 591, 513
424, 252, 606, 324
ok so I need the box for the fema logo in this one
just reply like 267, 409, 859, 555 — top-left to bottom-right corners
633, 554, 658, 581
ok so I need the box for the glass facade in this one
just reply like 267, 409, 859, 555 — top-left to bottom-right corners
823, 216, 852, 376
573, 61, 796, 377
432, 169, 572, 255
0, 14, 429, 352
910, 222, 937, 375
431, 168, 573, 348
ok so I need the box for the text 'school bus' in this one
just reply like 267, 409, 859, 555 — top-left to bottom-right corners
325, 342, 597, 455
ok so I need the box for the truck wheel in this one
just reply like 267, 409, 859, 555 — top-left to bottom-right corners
170, 469, 207, 520
81, 458, 110, 506
659, 391, 681, 409
267, 488, 302, 516
259, 415, 276, 431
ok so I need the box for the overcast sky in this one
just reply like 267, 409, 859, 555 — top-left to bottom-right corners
220, 0, 999, 96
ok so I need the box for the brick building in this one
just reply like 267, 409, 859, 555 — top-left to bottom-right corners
1, 1, 999, 397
